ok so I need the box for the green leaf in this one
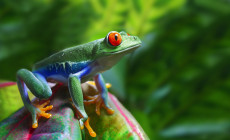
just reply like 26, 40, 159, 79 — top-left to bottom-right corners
0, 82, 35, 121
0, 84, 149, 139
0, 82, 23, 121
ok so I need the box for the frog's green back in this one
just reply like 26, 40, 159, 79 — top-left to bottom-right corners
33, 31, 142, 71
33, 39, 103, 70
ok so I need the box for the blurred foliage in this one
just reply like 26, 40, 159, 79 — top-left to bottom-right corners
1, 0, 230, 140
0, 83, 34, 122
0, 84, 23, 121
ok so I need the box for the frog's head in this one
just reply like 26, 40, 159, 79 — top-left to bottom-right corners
93, 31, 141, 70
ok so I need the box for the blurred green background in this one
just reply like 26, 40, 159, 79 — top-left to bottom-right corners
1, 0, 230, 139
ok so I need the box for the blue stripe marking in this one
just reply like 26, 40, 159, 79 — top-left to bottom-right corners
34, 61, 91, 78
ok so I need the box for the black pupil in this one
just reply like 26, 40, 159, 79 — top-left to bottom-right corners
115, 34, 118, 41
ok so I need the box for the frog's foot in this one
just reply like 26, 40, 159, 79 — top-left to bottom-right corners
83, 82, 112, 100
79, 117, 96, 137
32, 100, 53, 128
84, 95, 114, 116
82, 118, 96, 137
84, 81, 114, 115
68, 100, 96, 138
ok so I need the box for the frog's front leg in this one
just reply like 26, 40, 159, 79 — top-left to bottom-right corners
68, 67, 98, 137
68, 74, 88, 129
84, 74, 114, 115
16, 69, 53, 128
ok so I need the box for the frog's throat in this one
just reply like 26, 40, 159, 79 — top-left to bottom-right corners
94, 44, 141, 71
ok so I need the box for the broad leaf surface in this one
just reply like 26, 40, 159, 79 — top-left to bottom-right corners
0, 84, 149, 139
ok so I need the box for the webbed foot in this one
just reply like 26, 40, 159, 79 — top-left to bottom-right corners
68, 100, 96, 137
84, 118, 96, 137
84, 94, 114, 115
84, 81, 114, 115
31, 100, 53, 128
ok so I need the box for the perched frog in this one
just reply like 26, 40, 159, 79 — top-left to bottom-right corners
16, 31, 141, 137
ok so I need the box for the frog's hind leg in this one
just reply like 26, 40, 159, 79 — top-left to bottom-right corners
84, 74, 114, 115
16, 69, 53, 128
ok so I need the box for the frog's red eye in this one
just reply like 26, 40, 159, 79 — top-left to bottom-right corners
127, 33, 130, 36
108, 32, 122, 46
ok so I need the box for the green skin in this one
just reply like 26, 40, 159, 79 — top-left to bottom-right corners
16, 31, 141, 129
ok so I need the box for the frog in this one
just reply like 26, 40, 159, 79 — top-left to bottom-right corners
16, 31, 141, 137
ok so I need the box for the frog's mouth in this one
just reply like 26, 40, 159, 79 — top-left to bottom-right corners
110, 44, 141, 54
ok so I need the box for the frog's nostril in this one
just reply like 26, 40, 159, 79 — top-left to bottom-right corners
133, 36, 137, 40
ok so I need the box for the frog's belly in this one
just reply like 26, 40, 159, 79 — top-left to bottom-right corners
47, 74, 69, 84
46, 73, 96, 85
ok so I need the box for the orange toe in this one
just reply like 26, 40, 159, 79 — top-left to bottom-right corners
105, 108, 114, 115
32, 123, 38, 128
32, 100, 53, 129
84, 118, 96, 137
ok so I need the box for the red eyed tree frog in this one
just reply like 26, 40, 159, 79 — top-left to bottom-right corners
16, 31, 141, 136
